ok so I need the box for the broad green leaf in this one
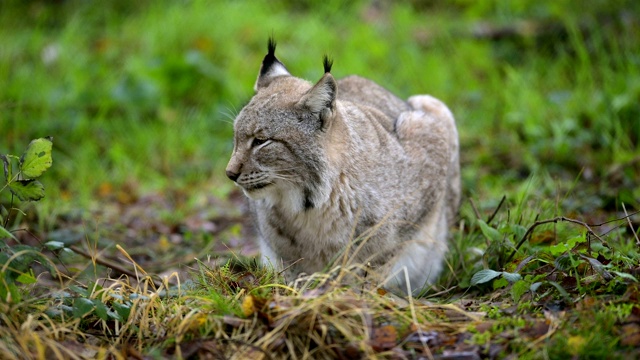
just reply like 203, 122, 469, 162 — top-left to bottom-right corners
16, 271, 37, 284
44, 241, 65, 251
478, 220, 502, 243
530, 282, 543, 292
0, 225, 16, 241
70, 285, 89, 297
470, 269, 502, 286
93, 300, 109, 320
73, 297, 95, 318
549, 242, 570, 255
19, 137, 53, 179
493, 277, 509, 289
112, 301, 131, 321
502, 271, 522, 283
511, 280, 530, 302
8, 180, 45, 201
550, 234, 586, 255
107, 309, 123, 321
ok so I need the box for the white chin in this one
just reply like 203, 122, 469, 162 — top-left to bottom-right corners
241, 185, 272, 200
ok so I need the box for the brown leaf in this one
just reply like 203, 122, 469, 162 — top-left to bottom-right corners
474, 322, 493, 333
530, 230, 555, 245
370, 324, 398, 351
520, 320, 550, 338
621, 323, 640, 347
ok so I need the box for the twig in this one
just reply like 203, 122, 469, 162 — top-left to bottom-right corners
486, 195, 506, 225
505, 211, 640, 264
3, 193, 14, 229
468, 198, 481, 221
622, 203, 640, 246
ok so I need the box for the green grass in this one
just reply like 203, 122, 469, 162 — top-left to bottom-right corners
1, 0, 639, 358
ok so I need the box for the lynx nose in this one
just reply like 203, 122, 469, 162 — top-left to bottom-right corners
226, 170, 240, 182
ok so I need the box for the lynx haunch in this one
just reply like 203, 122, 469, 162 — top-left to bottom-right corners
226, 39, 460, 294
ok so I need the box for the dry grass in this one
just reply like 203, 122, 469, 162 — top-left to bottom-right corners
0, 257, 482, 359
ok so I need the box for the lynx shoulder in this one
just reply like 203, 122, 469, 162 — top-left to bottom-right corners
226, 38, 460, 294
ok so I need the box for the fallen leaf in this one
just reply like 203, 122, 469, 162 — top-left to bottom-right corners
520, 320, 549, 338
242, 295, 255, 317
621, 323, 640, 347
370, 324, 397, 351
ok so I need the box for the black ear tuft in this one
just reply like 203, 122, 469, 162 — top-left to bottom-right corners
255, 37, 291, 90
268, 37, 276, 56
260, 37, 280, 77
323, 55, 333, 73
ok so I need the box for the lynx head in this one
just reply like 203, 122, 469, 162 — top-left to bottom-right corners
226, 38, 337, 210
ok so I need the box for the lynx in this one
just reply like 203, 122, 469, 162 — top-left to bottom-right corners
226, 39, 460, 294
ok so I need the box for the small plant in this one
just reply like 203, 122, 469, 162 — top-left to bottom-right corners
1, 137, 53, 208
0, 137, 55, 302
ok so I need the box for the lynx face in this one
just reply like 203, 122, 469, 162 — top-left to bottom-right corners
226, 39, 337, 208
226, 88, 336, 211
226, 94, 323, 201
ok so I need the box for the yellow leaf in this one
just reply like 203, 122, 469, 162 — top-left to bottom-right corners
158, 235, 171, 252
242, 295, 255, 317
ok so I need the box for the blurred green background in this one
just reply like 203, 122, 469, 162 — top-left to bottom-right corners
1, 0, 639, 219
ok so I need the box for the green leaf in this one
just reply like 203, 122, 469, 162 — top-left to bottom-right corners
73, 297, 95, 318
69, 285, 89, 297
502, 271, 522, 283
44, 241, 65, 251
107, 309, 123, 321
511, 280, 530, 302
0, 280, 21, 303
493, 277, 509, 289
0, 225, 16, 241
16, 271, 37, 284
470, 269, 502, 286
112, 301, 131, 321
8, 180, 45, 201
93, 300, 109, 320
530, 282, 543, 293
611, 271, 637, 282
549, 234, 586, 255
20, 137, 53, 179
478, 220, 502, 243
549, 242, 571, 255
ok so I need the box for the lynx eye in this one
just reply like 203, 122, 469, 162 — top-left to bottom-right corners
251, 137, 269, 148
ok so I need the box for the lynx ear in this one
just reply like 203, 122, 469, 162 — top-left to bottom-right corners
298, 57, 336, 128
255, 37, 290, 91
